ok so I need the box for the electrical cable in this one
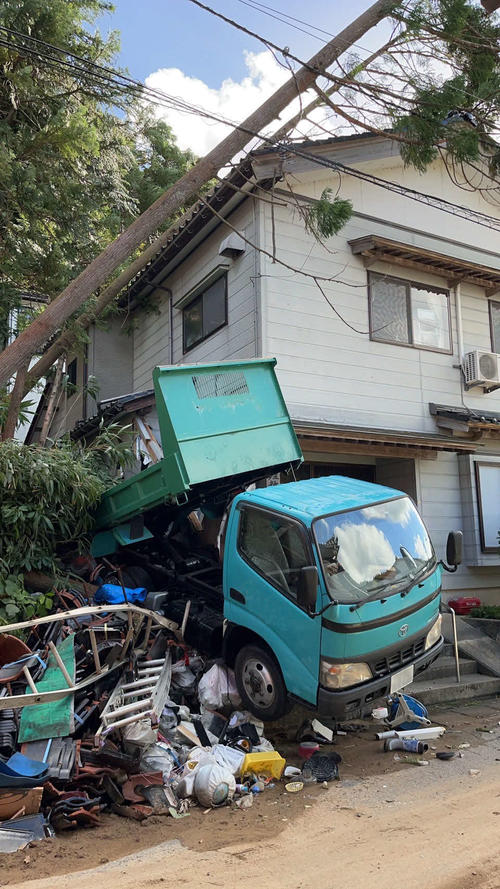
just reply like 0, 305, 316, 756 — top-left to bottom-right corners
1, 26, 499, 232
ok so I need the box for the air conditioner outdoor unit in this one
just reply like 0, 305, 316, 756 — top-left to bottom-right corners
463, 349, 500, 389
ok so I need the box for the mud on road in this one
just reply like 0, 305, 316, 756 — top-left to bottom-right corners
2, 698, 500, 889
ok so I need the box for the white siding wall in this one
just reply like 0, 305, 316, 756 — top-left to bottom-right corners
259, 173, 500, 432
89, 318, 133, 402
258, 155, 500, 601
133, 201, 258, 391
417, 450, 500, 603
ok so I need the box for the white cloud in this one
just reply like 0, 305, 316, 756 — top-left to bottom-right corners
334, 522, 395, 586
413, 533, 432, 562
363, 498, 413, 527
145, 50, 293, 155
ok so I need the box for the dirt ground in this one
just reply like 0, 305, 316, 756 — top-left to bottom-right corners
2, 696, 500, 889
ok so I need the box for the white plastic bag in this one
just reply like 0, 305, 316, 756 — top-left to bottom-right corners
140, 741, 176, 781
121, 719, 158, 752
198, 664, 241, 711
211, 744, 245, 777
194, 762, 236, 807
171, 661, 196, 691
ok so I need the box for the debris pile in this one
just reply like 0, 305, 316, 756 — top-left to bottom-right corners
0, 595, 340, 854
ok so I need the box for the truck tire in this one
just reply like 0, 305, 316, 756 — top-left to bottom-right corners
234, 644, 289, 722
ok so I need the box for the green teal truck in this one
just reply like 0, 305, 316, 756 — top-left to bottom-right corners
91, 359, 461, 721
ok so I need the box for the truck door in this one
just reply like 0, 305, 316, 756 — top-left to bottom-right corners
225, 503, 322, 706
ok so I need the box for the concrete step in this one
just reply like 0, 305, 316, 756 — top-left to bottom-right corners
422, 656, 477, 681
440, 642, 475, 660
407, 672, 500, 707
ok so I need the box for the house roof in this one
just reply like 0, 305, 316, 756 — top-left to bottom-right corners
71, 389, 155, 441
124, 158, 260, 305
430, 402, 500, 434
349, 235, 500, 294
124, 132, 383, 304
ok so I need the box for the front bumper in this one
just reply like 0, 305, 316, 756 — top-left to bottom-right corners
317, 636, 443, 719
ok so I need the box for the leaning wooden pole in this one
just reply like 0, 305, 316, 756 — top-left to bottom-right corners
0, 0, 396, 388
25, 23, 403, 396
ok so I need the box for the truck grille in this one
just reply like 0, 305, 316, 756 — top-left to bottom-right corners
372, 636, 426, 677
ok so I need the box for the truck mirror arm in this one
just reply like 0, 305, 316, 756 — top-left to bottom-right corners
307, 598, 338, 618
439, 560, 458, 573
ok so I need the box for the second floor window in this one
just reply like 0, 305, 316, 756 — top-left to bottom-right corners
489, 301, 500, 353
183, 273, 227, 352
369, 272, 451, 353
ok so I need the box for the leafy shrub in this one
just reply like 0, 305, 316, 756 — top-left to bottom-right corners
0, 574, 53, 625
0, 427, 132, 580
469, 605, 500, 619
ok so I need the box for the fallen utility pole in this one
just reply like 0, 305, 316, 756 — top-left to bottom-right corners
0, 0, 396, 388
24, 25, 403, 397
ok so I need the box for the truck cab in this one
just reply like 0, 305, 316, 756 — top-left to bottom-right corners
91, 358, 460, 722
222, 477, 446, 721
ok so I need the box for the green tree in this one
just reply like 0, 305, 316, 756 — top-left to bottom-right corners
0, 0, 194, 350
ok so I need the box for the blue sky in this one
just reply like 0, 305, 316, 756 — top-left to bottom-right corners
96, 1, 394, 153
99, 1, 382, 86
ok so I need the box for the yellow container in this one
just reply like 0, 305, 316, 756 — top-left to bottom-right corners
241, 751, 286, 779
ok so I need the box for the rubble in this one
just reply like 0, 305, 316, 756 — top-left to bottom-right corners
0, 592, 306, 852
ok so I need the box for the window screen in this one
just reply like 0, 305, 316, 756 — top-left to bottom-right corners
490, 301, 500, 353
183, 274, 227, 351
369, 273, 450, 352
192, 370, 248, 399
475, 462, 500, 552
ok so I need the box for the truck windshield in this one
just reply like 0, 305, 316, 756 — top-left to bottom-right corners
312, 496, 435, 604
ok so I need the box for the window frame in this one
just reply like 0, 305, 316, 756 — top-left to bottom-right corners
488, 299, 500, 354
182, 272, 228, 353
474, 460, 500, 553
236, 503, 315, 607
368, 271, 452, 355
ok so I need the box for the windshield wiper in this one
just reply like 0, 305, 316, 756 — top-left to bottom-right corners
348, 562, 435, 611
348, 579, 402, 611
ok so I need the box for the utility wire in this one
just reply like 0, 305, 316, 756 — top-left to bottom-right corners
1, 27, 499, 232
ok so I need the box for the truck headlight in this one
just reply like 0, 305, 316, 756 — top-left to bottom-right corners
424, 614, 442, 650
320, 659, 372, 689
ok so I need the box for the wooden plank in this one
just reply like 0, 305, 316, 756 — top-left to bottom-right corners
295, 426, 474, 452
299, 437, 438, 460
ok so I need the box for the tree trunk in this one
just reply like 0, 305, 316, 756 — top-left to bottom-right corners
1, 362, 29, 440
38, 357, 64, 445
0, 0, 394, 388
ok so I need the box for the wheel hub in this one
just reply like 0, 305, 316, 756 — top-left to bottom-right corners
242, 657, 275, 709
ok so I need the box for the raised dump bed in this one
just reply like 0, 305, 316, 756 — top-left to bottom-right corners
94, 358, 302, 536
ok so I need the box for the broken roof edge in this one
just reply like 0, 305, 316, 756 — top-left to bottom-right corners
294, 418, 477, 453
120, 133, 390, 307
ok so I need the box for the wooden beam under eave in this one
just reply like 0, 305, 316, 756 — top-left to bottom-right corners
299, 437, 438, 460
361, 253, 380, 269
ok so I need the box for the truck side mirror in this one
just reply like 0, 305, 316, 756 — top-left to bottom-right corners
297, 566, 318, 613
446, 531, 463, 568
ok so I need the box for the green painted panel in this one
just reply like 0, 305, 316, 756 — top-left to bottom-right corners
94, 359, 302, 532
18, 636, 75, 742
153, 359, 302, 487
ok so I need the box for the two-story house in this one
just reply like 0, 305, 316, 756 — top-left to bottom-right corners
30, 132, 500, 602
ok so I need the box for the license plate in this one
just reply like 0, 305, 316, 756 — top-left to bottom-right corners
390, 664, 414, 693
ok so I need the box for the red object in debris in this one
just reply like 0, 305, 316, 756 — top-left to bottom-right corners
448, 597, 481, 615
122, 771, 164, 803
298, 741, 320, 760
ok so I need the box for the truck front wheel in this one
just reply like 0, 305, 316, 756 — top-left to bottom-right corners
234, 644, 289, 722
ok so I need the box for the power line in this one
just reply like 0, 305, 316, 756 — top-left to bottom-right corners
188, 1, 500, 125
1, 26, 499, 232
235, 0, 327, 43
